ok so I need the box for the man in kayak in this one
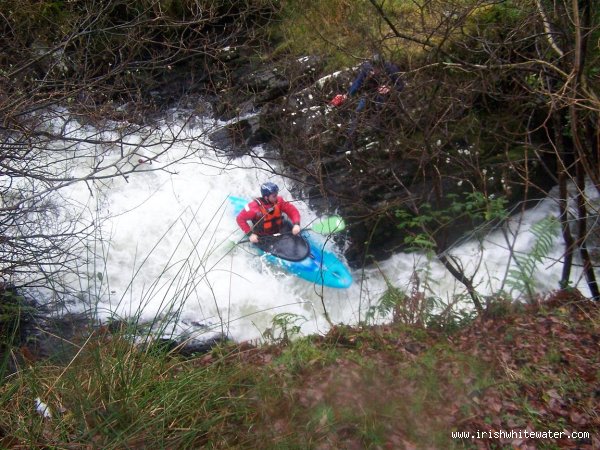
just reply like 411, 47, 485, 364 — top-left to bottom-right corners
236, 182, 301, 244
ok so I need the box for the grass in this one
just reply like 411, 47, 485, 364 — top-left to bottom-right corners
268, 0, 532, 74
1, 290, 598, 448
269, 0, 430, 69
274, 336, 340, 373
1, 337, 265, 448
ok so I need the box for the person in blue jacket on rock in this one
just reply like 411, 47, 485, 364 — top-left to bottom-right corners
330, 54, 404, 151
331, 54, 404, 111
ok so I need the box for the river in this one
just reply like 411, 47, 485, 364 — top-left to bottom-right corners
28, 107, 595, 344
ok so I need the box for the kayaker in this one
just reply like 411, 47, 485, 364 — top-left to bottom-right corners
236, 182, 301, 244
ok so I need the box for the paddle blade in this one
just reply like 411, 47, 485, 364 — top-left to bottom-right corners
311, 216, 345, 234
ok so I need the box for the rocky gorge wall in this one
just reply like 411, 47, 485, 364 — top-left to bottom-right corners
205, 51, 559, 267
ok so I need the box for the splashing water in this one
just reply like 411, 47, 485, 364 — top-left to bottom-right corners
26, 110, 597, 342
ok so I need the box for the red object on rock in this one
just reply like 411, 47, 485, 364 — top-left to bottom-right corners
330, 94, 347, 107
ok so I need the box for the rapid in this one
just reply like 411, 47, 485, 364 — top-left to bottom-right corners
26, 108, 596, 343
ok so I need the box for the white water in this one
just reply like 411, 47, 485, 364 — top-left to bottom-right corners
28, 110, 597, 343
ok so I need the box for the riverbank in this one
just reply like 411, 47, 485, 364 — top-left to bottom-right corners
1, 290, 597, 448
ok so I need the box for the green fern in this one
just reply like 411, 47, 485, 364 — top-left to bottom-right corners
262, 313, 306, 344
506, 216, 559, 301
365, 283, 405, 323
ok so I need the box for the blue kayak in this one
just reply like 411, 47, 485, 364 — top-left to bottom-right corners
229, 196, 353, 289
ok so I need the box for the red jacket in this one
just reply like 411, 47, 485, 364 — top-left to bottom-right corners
236, 196, 301, 235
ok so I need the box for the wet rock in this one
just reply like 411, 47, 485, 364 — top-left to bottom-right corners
2, 289, 228, 374
213, 54, 325, 121
149, 335, 229, 357
208, 115, 271, 155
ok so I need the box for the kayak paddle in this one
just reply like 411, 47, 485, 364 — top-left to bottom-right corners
310, 215, 345, 235
230, 215, 346, 247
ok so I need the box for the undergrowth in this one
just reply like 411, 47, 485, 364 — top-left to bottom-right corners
2, 291, 596, 449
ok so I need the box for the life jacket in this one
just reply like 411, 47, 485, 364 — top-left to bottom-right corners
253, 198, 283, 234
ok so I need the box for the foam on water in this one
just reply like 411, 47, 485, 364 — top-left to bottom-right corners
23, 110, 597, 342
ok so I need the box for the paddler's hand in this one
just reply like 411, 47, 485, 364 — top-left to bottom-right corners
249, 233, 259, 244
292, 224, 301, 235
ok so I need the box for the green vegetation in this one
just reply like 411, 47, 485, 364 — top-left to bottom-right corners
268, 0, 540, 68
395, 191, 509, 253
1, 292, 596, 448
506, 216, 561, 301
0, 289, 32, 380
1, 336, 265, 447
270, 0, 375, 65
